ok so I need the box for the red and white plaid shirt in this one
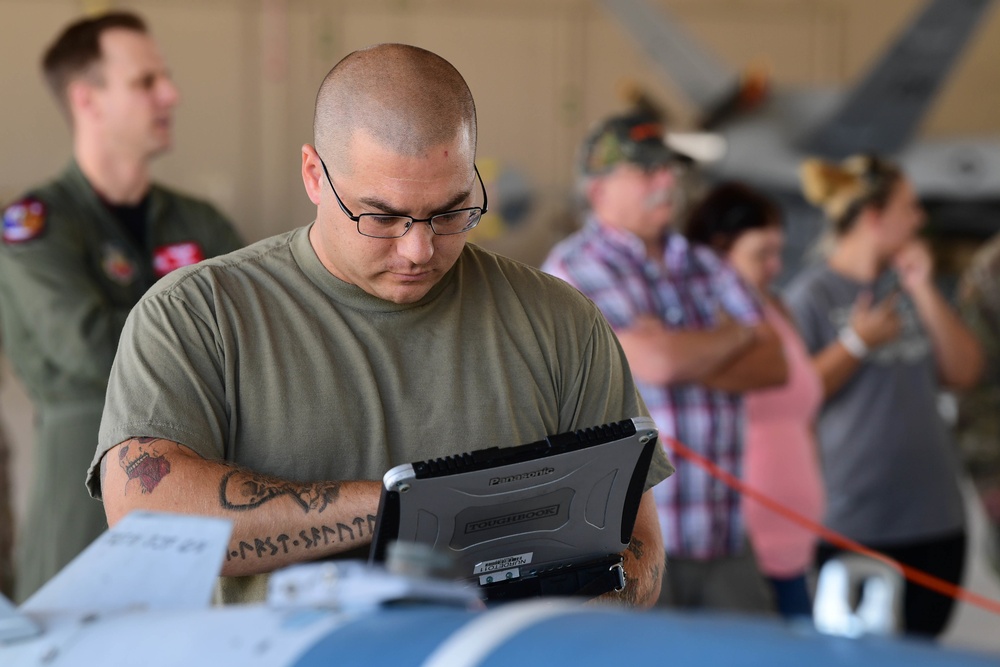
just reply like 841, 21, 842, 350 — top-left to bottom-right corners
543, 219, 763, 558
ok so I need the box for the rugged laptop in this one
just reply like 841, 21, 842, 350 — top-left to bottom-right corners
369, 416, 659, 601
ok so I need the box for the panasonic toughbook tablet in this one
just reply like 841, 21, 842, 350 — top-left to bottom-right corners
369, 416, 659, 602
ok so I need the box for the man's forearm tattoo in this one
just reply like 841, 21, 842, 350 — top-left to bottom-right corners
119, 438, 171, 495
218, 469, 342, 514
604, 535, 654, 606
627, 536, 645, 562
224, 514, 378, 563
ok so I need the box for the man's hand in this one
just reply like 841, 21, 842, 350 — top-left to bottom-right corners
849, 289, 901, 349
893, 239, 934, 294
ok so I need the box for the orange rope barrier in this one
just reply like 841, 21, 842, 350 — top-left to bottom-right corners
662, 436, 1000, 617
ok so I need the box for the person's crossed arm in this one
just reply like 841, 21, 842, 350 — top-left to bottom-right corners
616, 313, 786, 392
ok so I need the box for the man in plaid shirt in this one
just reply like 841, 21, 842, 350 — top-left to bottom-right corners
543, 111, 786, 612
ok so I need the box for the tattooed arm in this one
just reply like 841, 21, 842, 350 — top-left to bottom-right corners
100, 437, 381, 577
597, 490, 663, 609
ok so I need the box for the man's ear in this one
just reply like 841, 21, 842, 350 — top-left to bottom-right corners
66, 80, 96, 123
301, 144, 324, 206
586, 177, 604, 209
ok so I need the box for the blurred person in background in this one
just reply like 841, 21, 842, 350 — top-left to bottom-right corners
686, 181, 824, 619
955, 232, 1000, 576
784, 154, 982, 638
543, 112, 786, 614
0, 11, 243, 601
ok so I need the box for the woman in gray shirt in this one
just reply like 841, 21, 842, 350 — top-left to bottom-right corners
784, 154, 983, 638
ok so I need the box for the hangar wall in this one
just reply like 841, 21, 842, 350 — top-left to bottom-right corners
2, 0, 999, 252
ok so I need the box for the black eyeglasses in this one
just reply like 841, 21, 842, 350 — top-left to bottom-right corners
319, 156, 488, 239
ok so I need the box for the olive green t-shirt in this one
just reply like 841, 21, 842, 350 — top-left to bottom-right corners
90, 224, 673, 602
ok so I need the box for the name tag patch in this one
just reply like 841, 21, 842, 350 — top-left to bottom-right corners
154, 241, 205, 277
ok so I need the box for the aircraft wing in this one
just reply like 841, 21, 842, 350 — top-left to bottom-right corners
20, 511, 232, 615
800, 0, 995, 158
598, 0, 739, 112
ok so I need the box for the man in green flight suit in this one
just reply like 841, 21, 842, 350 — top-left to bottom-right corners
0, 11, 243, 601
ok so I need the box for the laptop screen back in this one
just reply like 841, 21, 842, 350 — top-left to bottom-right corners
369, 417, 658, 593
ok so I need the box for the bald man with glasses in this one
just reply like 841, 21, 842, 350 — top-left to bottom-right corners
87, 43, 674, 606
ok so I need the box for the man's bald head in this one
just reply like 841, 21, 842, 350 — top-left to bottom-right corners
314, 44, 477, 173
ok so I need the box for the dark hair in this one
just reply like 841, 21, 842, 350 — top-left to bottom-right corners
41, 11, 148, 111
685, 181, 782, 254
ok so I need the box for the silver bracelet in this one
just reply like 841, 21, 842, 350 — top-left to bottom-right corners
838, 326, 869, 359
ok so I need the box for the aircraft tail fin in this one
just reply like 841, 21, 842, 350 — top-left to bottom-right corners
598, 0, 739, 113
800, 0, 996, 158
21, 511, 232, 615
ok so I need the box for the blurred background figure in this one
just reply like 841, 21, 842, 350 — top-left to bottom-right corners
956, 232, 1000, 576
784, 154, 983, 638
0, 11, 243, 601
686, 182, 825, 619
543, 111, 786, 614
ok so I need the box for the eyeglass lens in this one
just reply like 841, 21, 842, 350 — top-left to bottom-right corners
357, 209, 482, 238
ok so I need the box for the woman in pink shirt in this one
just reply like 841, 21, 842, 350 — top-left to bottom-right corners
686, 182, 825, 618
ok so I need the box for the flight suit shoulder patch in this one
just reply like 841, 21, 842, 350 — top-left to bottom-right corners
2, 197, 47, 244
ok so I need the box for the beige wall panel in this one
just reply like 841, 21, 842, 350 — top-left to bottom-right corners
922, 3, 1000, 135
0, 1, 77, 203
336, 7, 569, 191
252, 0, 324, 239
138, 0, 257, 237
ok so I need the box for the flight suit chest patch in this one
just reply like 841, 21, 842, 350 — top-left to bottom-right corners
2, 198, 47, 244
101, 243, 138, 286
154, 241, 205, 277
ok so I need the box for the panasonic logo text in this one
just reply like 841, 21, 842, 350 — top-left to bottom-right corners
489, 467, 555, 486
